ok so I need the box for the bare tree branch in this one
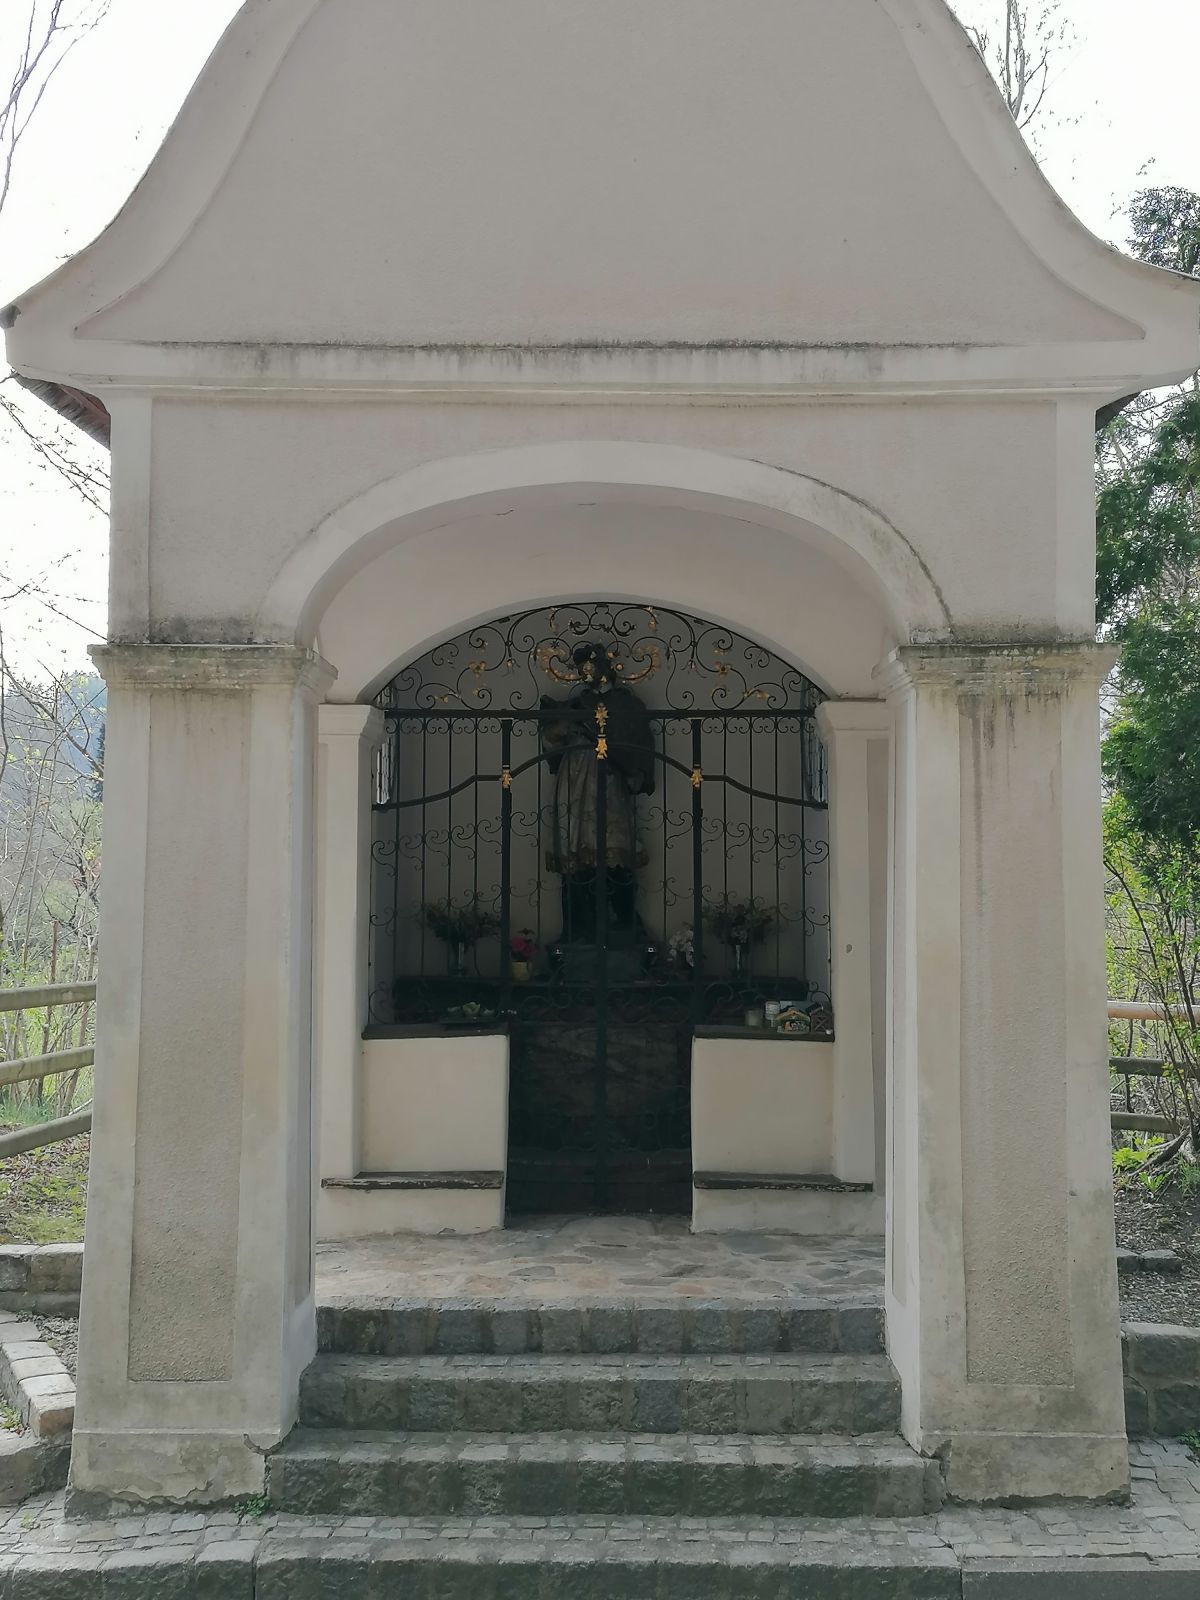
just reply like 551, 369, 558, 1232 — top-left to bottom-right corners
1, 0, 110, 213
967, 1, 1076, 150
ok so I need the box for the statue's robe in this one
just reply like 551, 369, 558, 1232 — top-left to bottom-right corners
541, 684, 654, 875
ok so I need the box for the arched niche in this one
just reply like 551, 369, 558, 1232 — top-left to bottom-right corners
368, 600, 832, 1023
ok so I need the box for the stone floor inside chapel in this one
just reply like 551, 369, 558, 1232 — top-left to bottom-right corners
315, 1216, 885, 1310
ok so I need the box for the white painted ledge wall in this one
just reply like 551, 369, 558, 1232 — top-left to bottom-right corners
690, 1038, 882, 1234
318, 1035, 509, 1238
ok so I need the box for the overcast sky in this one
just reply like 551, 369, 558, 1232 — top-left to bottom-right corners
2, 0, 1199, 674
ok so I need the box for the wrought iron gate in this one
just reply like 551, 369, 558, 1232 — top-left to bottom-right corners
369, 605, 830, 1215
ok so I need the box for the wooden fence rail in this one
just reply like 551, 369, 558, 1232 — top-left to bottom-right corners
1108, 999, 1190, 1137
0, 983, 96, 1158
1, 990, 1191, 1158
0, 983, 97, 1014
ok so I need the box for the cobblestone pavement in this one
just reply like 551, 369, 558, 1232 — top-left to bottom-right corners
1, 1443, 1197, 1569
316, 1217, 886, 1305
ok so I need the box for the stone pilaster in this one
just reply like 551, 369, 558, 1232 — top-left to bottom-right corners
315, 705, 386, 1214
72, 645, 335, 1507
877, 641, 1125, 1503
815, 700, 890, 1188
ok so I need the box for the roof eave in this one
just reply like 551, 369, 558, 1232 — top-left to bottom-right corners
14, 373, 111, 447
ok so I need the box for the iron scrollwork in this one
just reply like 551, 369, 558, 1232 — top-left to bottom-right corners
369, 603, 833, 1212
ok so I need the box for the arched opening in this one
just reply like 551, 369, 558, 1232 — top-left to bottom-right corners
366, 602, 830, 1214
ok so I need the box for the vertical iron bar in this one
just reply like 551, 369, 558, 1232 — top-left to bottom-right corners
747, 717, 755, 967
691, 720, 704, 1027
660, 717, 668, 980
774, 718, 782, 986
445, 718, 453, 949
419, 718, 427, 979
392, 718, 402, 1001
722, 719, 729, 913
473, 719, 480, 966
535, 715, 544, 955
500, 719, 513, 1015
594, 726, 609, 1213
800, 722, 809, 999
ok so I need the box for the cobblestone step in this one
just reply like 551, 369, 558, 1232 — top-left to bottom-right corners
300, 1351, 901, 1435
253, 1534, 964, 1598
317, 1297, 884, 1357
266, 1430, 944, 1519
0, 1432, 68, 1509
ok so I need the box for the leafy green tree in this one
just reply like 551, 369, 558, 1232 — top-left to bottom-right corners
1097, 188, 1200, 849
1098, 188, 1200, 1170
1127, 187, 1200, 277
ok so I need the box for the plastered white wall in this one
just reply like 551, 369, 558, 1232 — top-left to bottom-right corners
133, 399, 1079, 655
86, 1, 1134, 351
320, 1188, 503, 1239
691, 1039, 834, 1175
359, 1036, 508, 1174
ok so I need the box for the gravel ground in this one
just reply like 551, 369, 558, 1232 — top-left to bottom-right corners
1115, 1185, 1200, 1326
33, 1315, 78, 1380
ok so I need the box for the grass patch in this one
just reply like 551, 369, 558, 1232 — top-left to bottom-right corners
0, 1134, 88, 1244
232, 1494, 270, 1520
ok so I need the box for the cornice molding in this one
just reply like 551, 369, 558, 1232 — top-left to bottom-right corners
875, 641, 1119, 698
91, 643, 336, 698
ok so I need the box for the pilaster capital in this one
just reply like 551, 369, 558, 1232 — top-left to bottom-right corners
874, 640, 1118, 699
317, 702, 387, 748
815, 699, 890, 741
90, 643, 337, 699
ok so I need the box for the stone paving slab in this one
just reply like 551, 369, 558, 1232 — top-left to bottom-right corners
0, 1311, 76, 1441
316, 1216, 886, 1307
1, 1442, 1198, 1594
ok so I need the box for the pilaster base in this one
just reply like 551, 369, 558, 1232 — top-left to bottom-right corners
925, 1428, 1130, 1506
67, 1426, 272, 1513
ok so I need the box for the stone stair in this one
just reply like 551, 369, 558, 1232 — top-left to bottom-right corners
267, 1294, 945, 1522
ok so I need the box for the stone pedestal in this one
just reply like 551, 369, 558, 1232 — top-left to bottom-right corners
71, 645, 334, 1508
879, 643, 1126, 1504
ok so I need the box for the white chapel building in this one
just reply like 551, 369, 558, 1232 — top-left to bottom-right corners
5, 0, 1200, 1510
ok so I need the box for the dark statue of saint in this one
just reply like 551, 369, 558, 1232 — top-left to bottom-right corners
540, 643, 656, 947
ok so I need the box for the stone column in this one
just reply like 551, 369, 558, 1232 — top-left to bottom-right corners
815, 700, 890, 1188
315, 705, 386, 1220
72, 644, 335, 1508
879, 642, 1125, 1504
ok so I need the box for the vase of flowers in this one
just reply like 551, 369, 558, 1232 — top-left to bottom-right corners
704, 895, 774, 978
668, 924, 695, 973
421, 896, 501, 977
510, 929, 538, 982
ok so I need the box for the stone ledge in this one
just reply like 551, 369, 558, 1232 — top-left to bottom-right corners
1, 1538, 1199, 1597
0, 1244, 82, 1314
1117, 1247, 1184, 1276
961, 1560, 1200, 1597
0, 1312, 75, 1441
1123, 1323, 1200, 1438
322, 1171, 505, 1192
0, 1430, 69, 1509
